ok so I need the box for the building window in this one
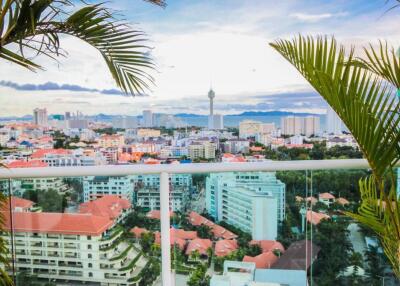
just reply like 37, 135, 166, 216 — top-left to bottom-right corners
88, 254, 92, 259
87, 236, 91, 240
89, 272, 93, 277
88, 263, 92, 268
88, 244, 92, 250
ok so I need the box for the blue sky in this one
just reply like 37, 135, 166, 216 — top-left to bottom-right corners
0, 0, 399, 116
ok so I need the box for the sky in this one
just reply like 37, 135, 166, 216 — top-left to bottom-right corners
0, 0, 399, 117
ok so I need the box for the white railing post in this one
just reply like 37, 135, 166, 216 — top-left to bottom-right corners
160, 172, 172, 286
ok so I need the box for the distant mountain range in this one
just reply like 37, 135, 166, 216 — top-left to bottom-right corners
0, 110, 323, 122
175, 111, 320, 117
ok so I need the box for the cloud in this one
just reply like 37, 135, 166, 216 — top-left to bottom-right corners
290, 12, 348, 23
0, 81, 149, 96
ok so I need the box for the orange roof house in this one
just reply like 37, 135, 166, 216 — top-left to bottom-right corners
154, 228, 198, 250
146, 210, 175, 220
186, 238, 213, 256
305, 196, 318, 205
306, 210, 330, 225
336, 197, 350, 205
215, 239, 238, 257
79, 195, 131, 222
250, 240, 285, 254
2, 212, 113, 236
7, 160, 48, 168
187, 211, 238, 240
318, 192, 335, 200
30, 148, 71, 159
1, 196, 34, 212
243, 252, 279, 269
130, 226, 148, 238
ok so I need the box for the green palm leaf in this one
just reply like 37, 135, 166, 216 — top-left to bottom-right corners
0, 0, 162, 95
353, 41, 400, 89
345, 175, 400, 277
270, 35, 400, 179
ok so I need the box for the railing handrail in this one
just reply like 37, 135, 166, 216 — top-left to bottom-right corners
0, 159, 379, 179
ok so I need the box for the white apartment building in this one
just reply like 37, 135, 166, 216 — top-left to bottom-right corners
133, 174, 193, 189
33, 108, 48, 126
142, 110, 153, 127
239, 120, 276, 138
83, 176, 135, 202
135, 186, 188, 212
1, 198, 145, 285
188, 141, 216, 160
326, 106, 343, 135
206, 172, 285, 223
98, 134, 125, 148
136, 128, 161, 139
21, 177, 69, 194
159, 146, 189, 159
222, 139, 250, 154
217, 186, 278, 240
281, 116, 320, 136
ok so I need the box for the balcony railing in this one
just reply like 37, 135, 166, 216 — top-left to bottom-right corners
0, 159, 396, 286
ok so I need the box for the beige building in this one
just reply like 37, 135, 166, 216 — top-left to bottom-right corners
188, 141, 216, 160
281, 116, 320, 136
137, 128, 161, 138
97, 134, 125, 148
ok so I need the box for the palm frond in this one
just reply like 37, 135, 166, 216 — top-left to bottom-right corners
0, 0, 160, 95
270, 35, 400, 179
345, 174, 400, 277
353, 41, 400, 89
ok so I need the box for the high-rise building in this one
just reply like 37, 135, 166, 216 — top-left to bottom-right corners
33, 108, 48, 126
143, 110, 153, 127
83, 176, 135, 202
206, 172, 285, 239
303, 116, 320, 137
281, 116, 320, 136
212, 114, 224, 130
326, 106, 343, 134
281, 116, 302, 136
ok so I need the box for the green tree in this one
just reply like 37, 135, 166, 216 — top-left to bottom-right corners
140, 232, 155, 254
365, 245, 386, 286
187, 264, 210, 286
197, 225, 213, 239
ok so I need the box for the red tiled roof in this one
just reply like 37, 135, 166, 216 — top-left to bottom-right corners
305, 197, 318, 204
1, 196, 34, 211
243, 251, 279, 269
146, 210, 175, 220
7, 160, 48, 168
31, 148, 71, 159
306, 210, 330, 225
318, 192, 335, 200
130, 226, 148, 238
215, 239, 238, 257
336, 197, 350, 205
2, 212, 112, 236
187, 211, 238, 240
154, 230, 189, 250
185, 238, 213, 256
79, 195, 131, 221
250, 240, 285, 254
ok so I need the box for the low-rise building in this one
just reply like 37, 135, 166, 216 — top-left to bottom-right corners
83, 176, 135, 202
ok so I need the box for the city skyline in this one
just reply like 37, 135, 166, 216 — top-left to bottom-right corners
0, 0, 399, 116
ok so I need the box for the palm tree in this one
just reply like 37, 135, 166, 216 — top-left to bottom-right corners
0, 1, 165, 284
0, 0, 165, 95
270, 35, 400, 277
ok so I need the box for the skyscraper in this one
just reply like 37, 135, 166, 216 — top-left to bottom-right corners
326, 106, 342, 135
33, 108, 48, 126
207, 88, 224, 130
143, 110, 153, 127
208, 89, 215, 129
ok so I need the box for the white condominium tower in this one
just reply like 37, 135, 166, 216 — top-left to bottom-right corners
205, 172, 286, 240
326, 106, 343, 135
